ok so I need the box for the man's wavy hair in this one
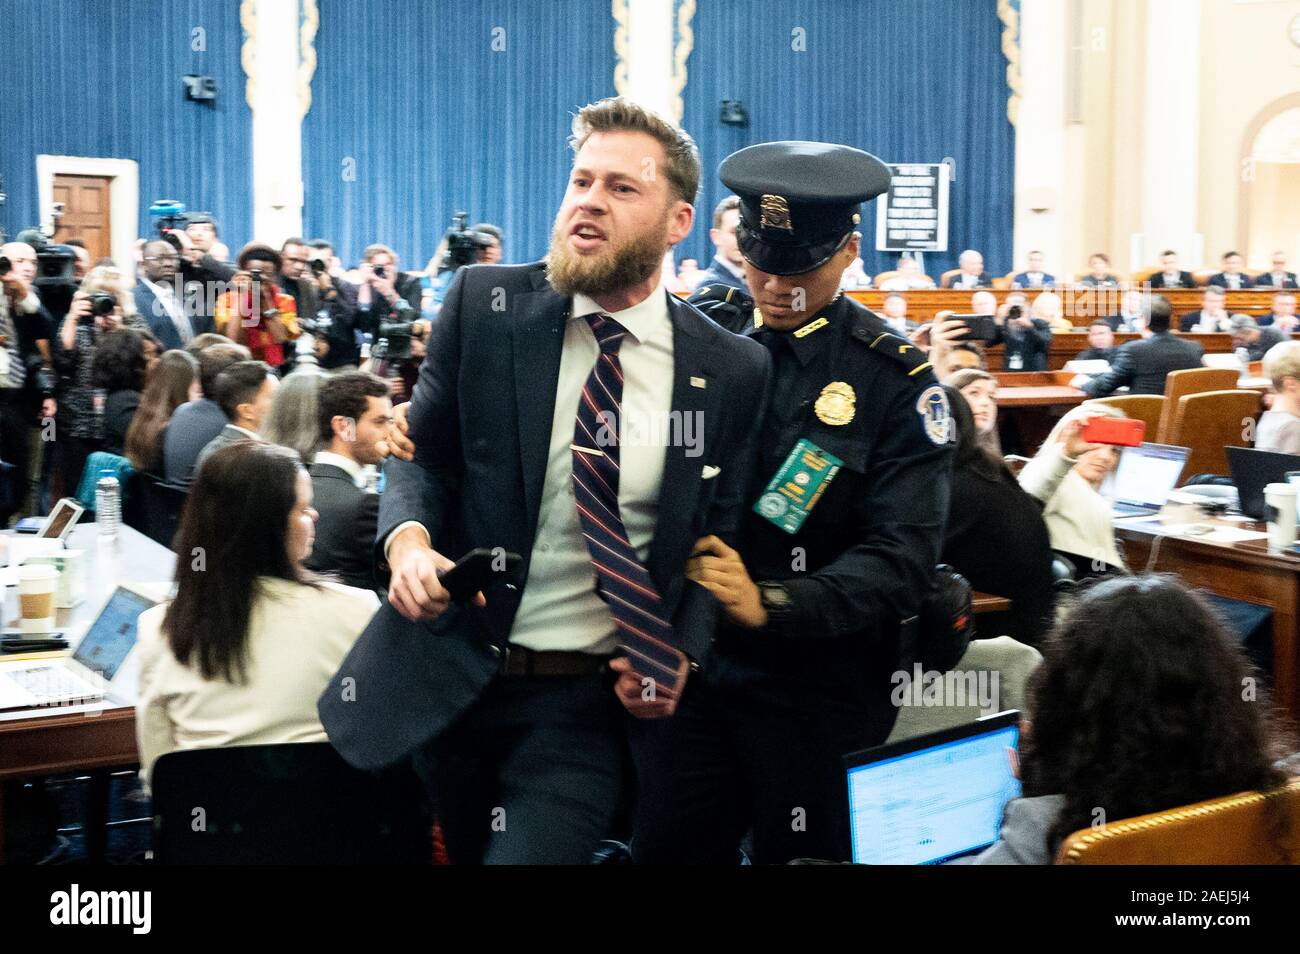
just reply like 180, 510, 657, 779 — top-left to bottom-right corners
569, 97, 701, 206
1021, 574, 1293, 857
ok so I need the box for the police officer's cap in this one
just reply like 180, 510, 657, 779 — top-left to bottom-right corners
719, 141, 890, 277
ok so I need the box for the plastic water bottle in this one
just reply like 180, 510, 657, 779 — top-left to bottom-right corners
95, 469, 121, 537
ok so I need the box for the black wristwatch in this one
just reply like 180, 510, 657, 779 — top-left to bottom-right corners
757, 581, 796, 631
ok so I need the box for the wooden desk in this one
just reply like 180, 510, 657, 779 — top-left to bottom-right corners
995, 386, 1088, 409
848, 288, 1277, 325
1116, 519, 1300, 723
0, 524, 174, 863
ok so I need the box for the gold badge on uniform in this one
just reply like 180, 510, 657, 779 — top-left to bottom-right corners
759, 194, 794, 232
814, 381, 856, 426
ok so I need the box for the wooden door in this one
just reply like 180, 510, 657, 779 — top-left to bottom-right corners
52, 174, 112, 262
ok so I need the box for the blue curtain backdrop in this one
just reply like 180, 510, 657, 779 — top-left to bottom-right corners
681, 0, 1015, 279
302, 0, 616, 269
0, 0, 252, 247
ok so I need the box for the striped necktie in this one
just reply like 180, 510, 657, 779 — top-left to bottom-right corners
571, 313, 686, 696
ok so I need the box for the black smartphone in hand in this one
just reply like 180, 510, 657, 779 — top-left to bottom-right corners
437, 548, 523, 602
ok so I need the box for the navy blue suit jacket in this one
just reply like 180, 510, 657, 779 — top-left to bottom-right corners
692, 260, 747, 293
1208, 272, 1255, 289
133, 281, 213, 351
319, 262, 772, 770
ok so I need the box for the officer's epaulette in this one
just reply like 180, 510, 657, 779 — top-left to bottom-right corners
849, 317, 934, 378
686, 283, 755, 336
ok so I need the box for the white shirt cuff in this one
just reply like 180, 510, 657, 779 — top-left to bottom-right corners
384, 521, 430, 561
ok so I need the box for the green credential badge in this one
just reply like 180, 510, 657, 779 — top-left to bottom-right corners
753, 438, 843, 534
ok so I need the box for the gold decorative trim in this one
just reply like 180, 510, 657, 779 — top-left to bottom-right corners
998, 0, 1020, 127
299, 0, 319, 118
1059, 778, 1300, 864
669, 0, 696, 125
612, 0, 630, 97
240, 0, 258, 112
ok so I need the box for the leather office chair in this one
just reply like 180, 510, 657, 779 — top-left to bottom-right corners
1056, 777, 1300, 864
1165, 389, 1262, 482
151, 742, 432, 864
871, 270, 900, 287
993, 273, 1013, 290
1156, 367, 1240, 443
134, 473, 189, 551
1192, 268, 1215, 287
1084, 395, 1164, 442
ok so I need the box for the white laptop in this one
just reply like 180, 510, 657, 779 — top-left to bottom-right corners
0, 584, 158, 711
1105, 442, 1190, 518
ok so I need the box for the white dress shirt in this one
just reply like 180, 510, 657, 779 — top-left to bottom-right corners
313, 450, 366, 489
388, 283, 675, 654
142, 277, 194, 344
135, 578, 380, 782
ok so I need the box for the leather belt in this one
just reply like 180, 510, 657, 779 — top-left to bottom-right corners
498, 645, 612, 678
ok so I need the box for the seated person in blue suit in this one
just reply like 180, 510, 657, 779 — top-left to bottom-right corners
1208, 250, 1255, 290
1256, 251, 1299, 289
976, 575, 1293, 864
1011, 250, 1056, 289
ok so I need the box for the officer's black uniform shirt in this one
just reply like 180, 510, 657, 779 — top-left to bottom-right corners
738, 294, 954, 642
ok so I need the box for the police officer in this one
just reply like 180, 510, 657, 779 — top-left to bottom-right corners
629, 142, 955, 864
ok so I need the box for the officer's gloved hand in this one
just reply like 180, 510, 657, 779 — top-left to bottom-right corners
687, 283, 755, 336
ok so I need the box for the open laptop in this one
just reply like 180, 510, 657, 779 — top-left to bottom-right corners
844, 711, 1021, 865
1105, 442, 1190, 517
1226, 445, 1300, 520
0, 585, 158, 711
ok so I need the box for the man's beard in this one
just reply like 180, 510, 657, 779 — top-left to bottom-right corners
546, 214, 669, 298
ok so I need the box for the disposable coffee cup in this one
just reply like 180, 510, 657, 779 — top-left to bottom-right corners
1264, 482, 1298, 551
17, 563, 60, 633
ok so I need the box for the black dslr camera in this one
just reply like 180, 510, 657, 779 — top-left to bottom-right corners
13, 229, 79, 318
79, 291, 117, 325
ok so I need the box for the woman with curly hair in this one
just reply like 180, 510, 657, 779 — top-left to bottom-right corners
124, 349, 200, 475
976, 574, 1294, 863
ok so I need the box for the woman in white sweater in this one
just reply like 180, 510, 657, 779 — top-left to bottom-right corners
136, 441, 379, 781
1017, 405, 1127, 571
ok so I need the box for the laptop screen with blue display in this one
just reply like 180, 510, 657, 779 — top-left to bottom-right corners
845, 714, 1021, 865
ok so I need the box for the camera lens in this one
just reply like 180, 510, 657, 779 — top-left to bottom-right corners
310, 258, 326, 275
90, 292, 116, 317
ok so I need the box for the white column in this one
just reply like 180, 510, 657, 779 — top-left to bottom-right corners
249, 0, 304, 243
1140, 0, 1200, 262
621, 0, 677, 120
1012, 0, 1068, 276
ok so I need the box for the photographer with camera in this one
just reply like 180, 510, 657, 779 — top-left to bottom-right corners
283, 238, 362, 370
1, 241, 62, 516
55, 265, 148, 497
423, 215, 500, 312
987, 290, 1053, 372
216, 243, 300, 373
154, 210, 237, 327
356, 243, 420, 324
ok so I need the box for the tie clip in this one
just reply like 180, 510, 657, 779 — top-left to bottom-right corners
571, 443, 605, 457
690, 376, 707, 389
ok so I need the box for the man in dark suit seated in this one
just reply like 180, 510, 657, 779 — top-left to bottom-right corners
1074, 296, 1203, 397
318, 97, 770, 865
1259, 292, 1298, 334
1011, 250, 1056, 289
135, 240, 211, 350
194, 360, 277, 473
1231, 315, 1285, 362
303, 371, 392, 591
690, 195, 746, 292
1076, 320, 1118, 362
1147, 249, 1197, 289
1208, 250, 1254, 290
162, 342, 249, 485
1255, 252, 1299, 289
941, 248, 991, 288
1180, 285, 1233, 332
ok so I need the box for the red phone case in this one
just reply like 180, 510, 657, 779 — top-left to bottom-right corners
1082, 416, 1145, 446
